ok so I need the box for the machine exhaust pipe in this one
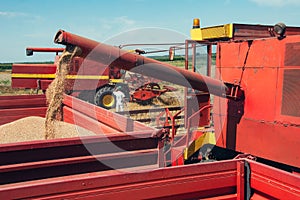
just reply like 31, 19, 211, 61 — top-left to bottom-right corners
54, 30, 227, 97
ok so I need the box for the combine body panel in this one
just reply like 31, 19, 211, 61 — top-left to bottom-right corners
11, 56, 119, 90
12, 48, 63, 90
11, 63, 56, 90
213, 35, 300, 168
187, 20, 300, 170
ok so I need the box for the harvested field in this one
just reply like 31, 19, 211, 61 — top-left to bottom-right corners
0, 70, 41, 95
0, 116, 95, 144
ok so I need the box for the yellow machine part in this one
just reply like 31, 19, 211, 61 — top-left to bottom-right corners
102, 93, 115, 107
190, 23, 234, 41
11, 73, 124, 83
183, 131, 216, 160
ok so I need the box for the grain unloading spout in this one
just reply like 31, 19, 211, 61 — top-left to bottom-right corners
54, 30, 228, 97
26, 47, 65, 56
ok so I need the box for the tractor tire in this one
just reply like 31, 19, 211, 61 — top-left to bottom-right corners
94, 86, 116, 109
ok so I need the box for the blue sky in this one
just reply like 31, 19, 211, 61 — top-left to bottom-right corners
1, 0, 300, 62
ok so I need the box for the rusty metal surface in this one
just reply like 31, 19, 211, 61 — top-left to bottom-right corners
232, 23, 300, 40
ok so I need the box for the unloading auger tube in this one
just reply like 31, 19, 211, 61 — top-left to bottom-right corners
54, 29, 228, 97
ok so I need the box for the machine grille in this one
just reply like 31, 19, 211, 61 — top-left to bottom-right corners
281, 69, 300, 117
284, 42, 300, 66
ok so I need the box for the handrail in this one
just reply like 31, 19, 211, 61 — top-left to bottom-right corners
186, 104, 212, 147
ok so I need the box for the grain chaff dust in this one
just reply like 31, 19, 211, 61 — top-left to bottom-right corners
45, 47, 80, 140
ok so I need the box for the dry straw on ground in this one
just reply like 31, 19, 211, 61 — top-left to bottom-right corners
0, 116, 95, 144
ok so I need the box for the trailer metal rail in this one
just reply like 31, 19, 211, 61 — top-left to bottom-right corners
0, 94, 47, 125
0, 158, 299, 199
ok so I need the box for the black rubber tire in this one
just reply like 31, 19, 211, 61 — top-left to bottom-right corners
94, 86, 116, 109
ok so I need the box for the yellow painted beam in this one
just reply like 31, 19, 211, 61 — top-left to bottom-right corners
183, 131, 216, 160
190, 23, 233, 41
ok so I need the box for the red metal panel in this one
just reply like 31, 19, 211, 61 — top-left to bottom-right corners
0, 107, 47, 125
0, 113, 46, 126
0, 98, 46, 109
216, 67, 278, 122
0, 149, 158, 185
0, 149, 157, 174
0, 160, 239, 199
0, 94, 45, 100
12, 64, 57, 74
0, 94, 47, 125
248, 160, 300, 200
216, 39, 281, 122
26, 47, 64, 53
202, 194, 237, 200
236, 119, 300, 169
12, 78, 53, 89
216, 37, 282, 68
250, 193, 272, 200
63, 94, 155, 132
214, 35, 300, 167
0, 107, 47, 117
236, 161, 245, 200
0, 132, 155, 152
63, 106, 119, 135
0, 132, 157, 166
11, 78, 38, 88
40, 80, 52, 90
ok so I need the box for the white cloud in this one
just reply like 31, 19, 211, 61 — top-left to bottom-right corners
224, 0, 232, 5
98, 16, 137, 31
0, 11, 44, 25
0, 11, 27, 18
250, 0, 300, 7
116, 16, 136, 26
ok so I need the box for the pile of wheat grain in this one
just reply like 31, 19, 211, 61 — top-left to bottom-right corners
0, 116, 95, 144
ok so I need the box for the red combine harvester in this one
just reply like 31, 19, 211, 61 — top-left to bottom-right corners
0, 20, 300, 199
11, 47, 175, 109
